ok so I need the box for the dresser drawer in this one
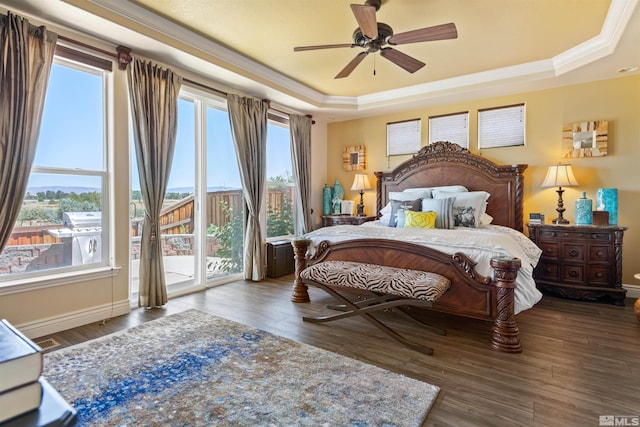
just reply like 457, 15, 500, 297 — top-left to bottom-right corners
561, 265, 584, 283
589, 245, 611, 263
562, 244, 585, 261
539, 242, 559, 259
588, 266, 611, 285
535, 261, 559, 281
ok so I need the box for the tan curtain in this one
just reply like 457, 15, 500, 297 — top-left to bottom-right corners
0, 12, 57, 252
128, 58, 182, 308
289, 114, 313, 235
227, 94, 268, 281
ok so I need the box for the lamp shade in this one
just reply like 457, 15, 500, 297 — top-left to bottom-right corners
351, 174, 372, 191
541, 164, 579, 188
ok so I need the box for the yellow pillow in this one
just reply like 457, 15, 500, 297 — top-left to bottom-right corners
404, 210, 437, 229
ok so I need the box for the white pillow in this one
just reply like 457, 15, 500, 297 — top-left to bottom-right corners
480, 212, 494, 226
429, 185, 468, 193
388, 190, 431, 201
433, 190, 490, 228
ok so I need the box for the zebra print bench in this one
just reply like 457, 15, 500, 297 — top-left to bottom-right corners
299, 260, 451, 355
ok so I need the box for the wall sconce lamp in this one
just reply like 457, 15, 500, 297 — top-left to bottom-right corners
541, 163, 579, 224
351, 174, 372, 216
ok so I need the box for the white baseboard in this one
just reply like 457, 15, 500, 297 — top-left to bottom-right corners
623, 283, 640, 299
18, 300, 131, 339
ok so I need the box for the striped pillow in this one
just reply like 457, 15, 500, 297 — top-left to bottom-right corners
421, 197, 455, 229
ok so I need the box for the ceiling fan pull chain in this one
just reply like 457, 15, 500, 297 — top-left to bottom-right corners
373, 54, 376, 76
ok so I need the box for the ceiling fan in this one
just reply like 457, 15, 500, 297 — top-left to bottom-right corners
293, 0, 458, 79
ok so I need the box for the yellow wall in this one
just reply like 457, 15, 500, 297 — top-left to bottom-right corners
327, 74, 640, 284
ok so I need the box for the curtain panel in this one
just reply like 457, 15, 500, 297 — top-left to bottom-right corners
227, 94, 269, 281
128, 58, 182, 307
0, 12, 57, 252
289, 114, 313, 235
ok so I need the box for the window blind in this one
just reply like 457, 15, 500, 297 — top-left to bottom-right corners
429, 112, 469, 148
478, 104, 525, 149
387, 119, 421, 156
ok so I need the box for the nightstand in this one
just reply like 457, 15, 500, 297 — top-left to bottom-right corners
527, 223, 627, 305
321, 215, 376, 227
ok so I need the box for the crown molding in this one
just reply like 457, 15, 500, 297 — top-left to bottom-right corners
75, 0, 636, 115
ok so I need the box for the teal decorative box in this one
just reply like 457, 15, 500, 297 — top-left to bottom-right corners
574, 192, 592, 225
596, 188, 618, 225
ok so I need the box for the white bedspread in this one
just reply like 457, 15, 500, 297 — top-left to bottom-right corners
304, 222, 543, 314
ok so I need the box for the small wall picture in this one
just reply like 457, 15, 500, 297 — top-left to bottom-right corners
562, 120, 608, 158
343, 145, 366, 171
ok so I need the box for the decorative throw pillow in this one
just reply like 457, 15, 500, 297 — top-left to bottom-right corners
432, 190, 490, 228
404, 210, 437, 229
388, 198, 422, 227
421, 197, 455, 229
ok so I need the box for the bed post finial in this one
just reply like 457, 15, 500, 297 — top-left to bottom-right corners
490, 256, 522, 353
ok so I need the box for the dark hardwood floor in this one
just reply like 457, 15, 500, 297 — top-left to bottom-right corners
36, 275, 640, 427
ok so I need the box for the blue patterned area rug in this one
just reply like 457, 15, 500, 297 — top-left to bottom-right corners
42, 309, 439, 426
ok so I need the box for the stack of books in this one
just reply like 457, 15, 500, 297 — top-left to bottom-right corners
0, 319, 44, 424
528, 213, 545, 224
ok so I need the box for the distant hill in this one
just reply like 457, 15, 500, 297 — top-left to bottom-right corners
26, 185, 241, 196
26, 186, 99, 195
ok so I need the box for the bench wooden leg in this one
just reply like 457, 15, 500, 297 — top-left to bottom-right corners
302, 281, 444, 355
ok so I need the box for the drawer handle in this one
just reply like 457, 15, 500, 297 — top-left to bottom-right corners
569, 249, 579, 257
596, 251, 604, 257
568, 270, 579, 278
591, 234, 599, 239
545, 268, 553, 273
595, 272, 603, 278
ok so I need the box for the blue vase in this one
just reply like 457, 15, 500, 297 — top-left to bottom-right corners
596, 188, 618, 225
333, 178, 344, 200
322, 184, 331, 215
575, 192, 592, 225
331, 179, 344, 215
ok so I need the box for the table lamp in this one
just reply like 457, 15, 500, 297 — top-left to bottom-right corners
351, 174, 372, 216
541, 163, 578, 224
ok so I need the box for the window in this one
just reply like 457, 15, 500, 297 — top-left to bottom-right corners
266, 118, 294, 239
387, 119, 421, 156
0, 56, 110, 281
130, 87, 246, 299
429, 112, 469, 148
478, 104, 525, 149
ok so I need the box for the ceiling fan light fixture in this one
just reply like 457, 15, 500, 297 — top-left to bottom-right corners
294, 0, 458, 79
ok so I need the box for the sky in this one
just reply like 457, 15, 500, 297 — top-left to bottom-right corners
29, 62, 293, 193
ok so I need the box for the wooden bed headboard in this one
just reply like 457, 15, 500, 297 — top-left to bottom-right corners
374, 141, 527, 231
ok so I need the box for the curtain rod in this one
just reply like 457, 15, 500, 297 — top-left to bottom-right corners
183, 78, 313, 123
56, 35, 313, 122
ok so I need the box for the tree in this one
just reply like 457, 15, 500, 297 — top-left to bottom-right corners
207, 201, 243, 274
267, 190, 294, 237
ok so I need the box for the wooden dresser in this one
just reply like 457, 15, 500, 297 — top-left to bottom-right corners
527, 223, 627, 305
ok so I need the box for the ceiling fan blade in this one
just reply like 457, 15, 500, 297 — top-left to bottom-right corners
335, 52, 368, 79
294, 43, 356, 52
380, 48, 425, 73
350, 4, 378, 39
389, 23, 458, 45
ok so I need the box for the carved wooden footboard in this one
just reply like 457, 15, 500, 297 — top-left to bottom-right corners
291, 238, 523, 353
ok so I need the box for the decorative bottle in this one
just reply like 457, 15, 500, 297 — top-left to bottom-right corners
332, 179, 344, 215
333, 178, 344, 201
322, 184, 331, 215
574, 192, 592, 225
596, 188, 618, 225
